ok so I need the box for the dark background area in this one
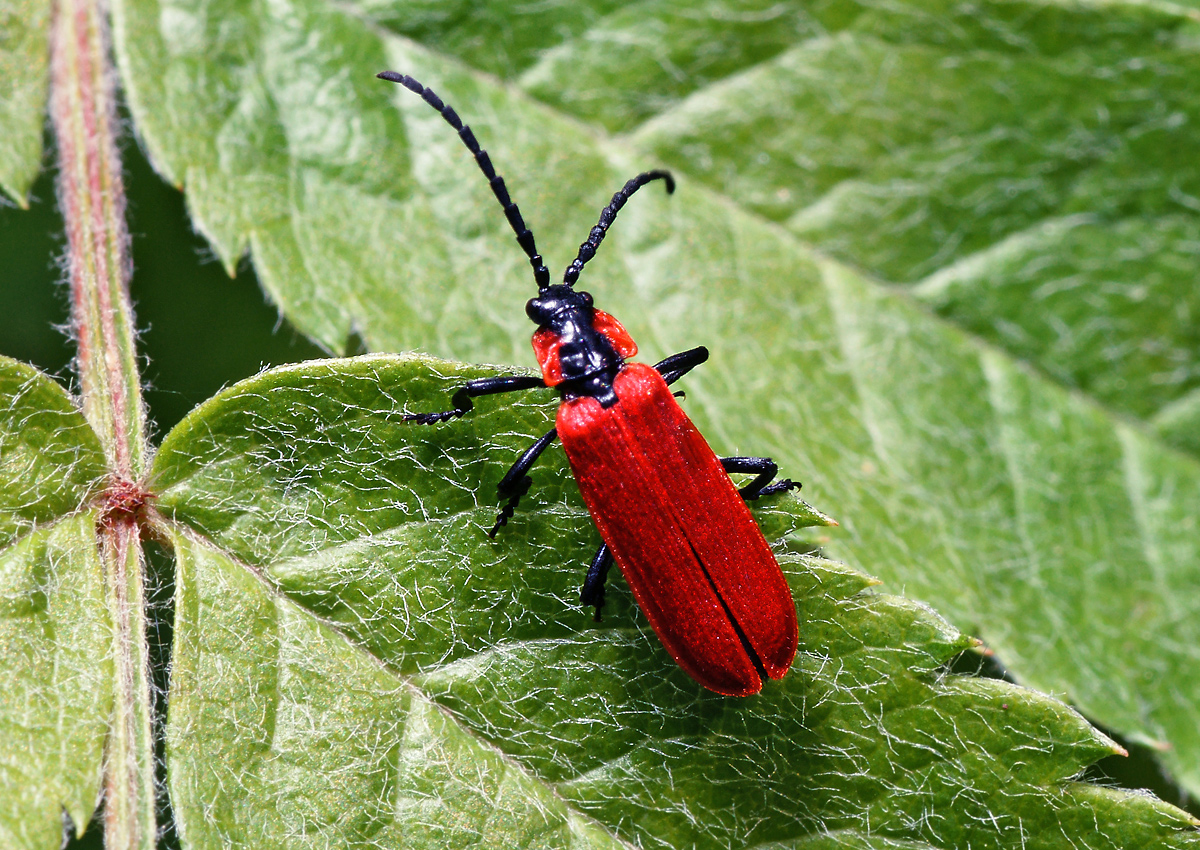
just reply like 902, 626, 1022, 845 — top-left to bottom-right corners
0, 129, 324, 441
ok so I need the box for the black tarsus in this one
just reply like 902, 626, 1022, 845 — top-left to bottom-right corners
403, 374, 546, 425
378, 71, 551, 289
403, 369, 555, 535
562, 171, 675, 287
580, 543, 613, 619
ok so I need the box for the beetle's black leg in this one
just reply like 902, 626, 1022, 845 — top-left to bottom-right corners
720, 456, 802, 500
580, 542, 614, 620
489, 428, 559, 538
654, 346, 709, 387
406, 375, 546, 425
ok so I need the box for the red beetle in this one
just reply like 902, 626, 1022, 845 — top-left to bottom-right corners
381, 72, 800, 696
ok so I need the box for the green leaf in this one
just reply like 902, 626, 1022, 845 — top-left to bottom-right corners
0, 357, 107, 547
152, 355, 1200, 848
620, 3, 1200, 434
0, 358, 110, 848
113, 0, 1200, 813
0, 514, 112, 850
0, 0, 51, 206
1153, 388, 1200, 456
166, 526, 622, 848
913, 215, 1200, 422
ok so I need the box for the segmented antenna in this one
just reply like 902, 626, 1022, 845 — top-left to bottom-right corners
562, 170, 674, 287
378, 71, 551, 290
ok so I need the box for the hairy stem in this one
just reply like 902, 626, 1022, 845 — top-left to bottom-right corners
50, 0, 147, 477
97, 520, 156, 850
50, 0, 156, 846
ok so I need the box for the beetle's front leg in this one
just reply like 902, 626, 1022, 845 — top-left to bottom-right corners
405, 374, 546, 425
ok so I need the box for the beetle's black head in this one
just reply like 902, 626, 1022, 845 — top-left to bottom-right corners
527, 284, 620, 405
526, 285, 593, 330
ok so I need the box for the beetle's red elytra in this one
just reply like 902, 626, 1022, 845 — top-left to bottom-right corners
381, 71, 801, 696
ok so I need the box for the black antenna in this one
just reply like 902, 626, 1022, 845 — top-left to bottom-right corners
378, 71, 551, 290
562, 170, 674, 287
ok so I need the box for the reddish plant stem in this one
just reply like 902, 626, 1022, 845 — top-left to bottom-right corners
51, 0, 146, 478
49, 0, 156, 847
97, 519, 154, 850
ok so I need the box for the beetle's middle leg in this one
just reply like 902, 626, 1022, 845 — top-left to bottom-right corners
489, 427, 559, 537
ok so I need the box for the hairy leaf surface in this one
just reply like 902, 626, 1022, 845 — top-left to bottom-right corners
150, 356, 1199, 848
0, 358, 109, 848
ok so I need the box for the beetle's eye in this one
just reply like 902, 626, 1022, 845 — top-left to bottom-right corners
579, 291, 594, 308
526, 298, 547, 323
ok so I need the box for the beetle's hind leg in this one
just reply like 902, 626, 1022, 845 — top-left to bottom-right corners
405, 374, 546, 425
720, 456, 801, 500
492, 434, 612, 621
489, 428, 559, 538
580, 542, 613, 621
575, 460, 798, 623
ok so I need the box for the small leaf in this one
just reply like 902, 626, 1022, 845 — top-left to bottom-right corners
0, 358, 110, 847
0, 357, 107, 546
0, 513, 111, 848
